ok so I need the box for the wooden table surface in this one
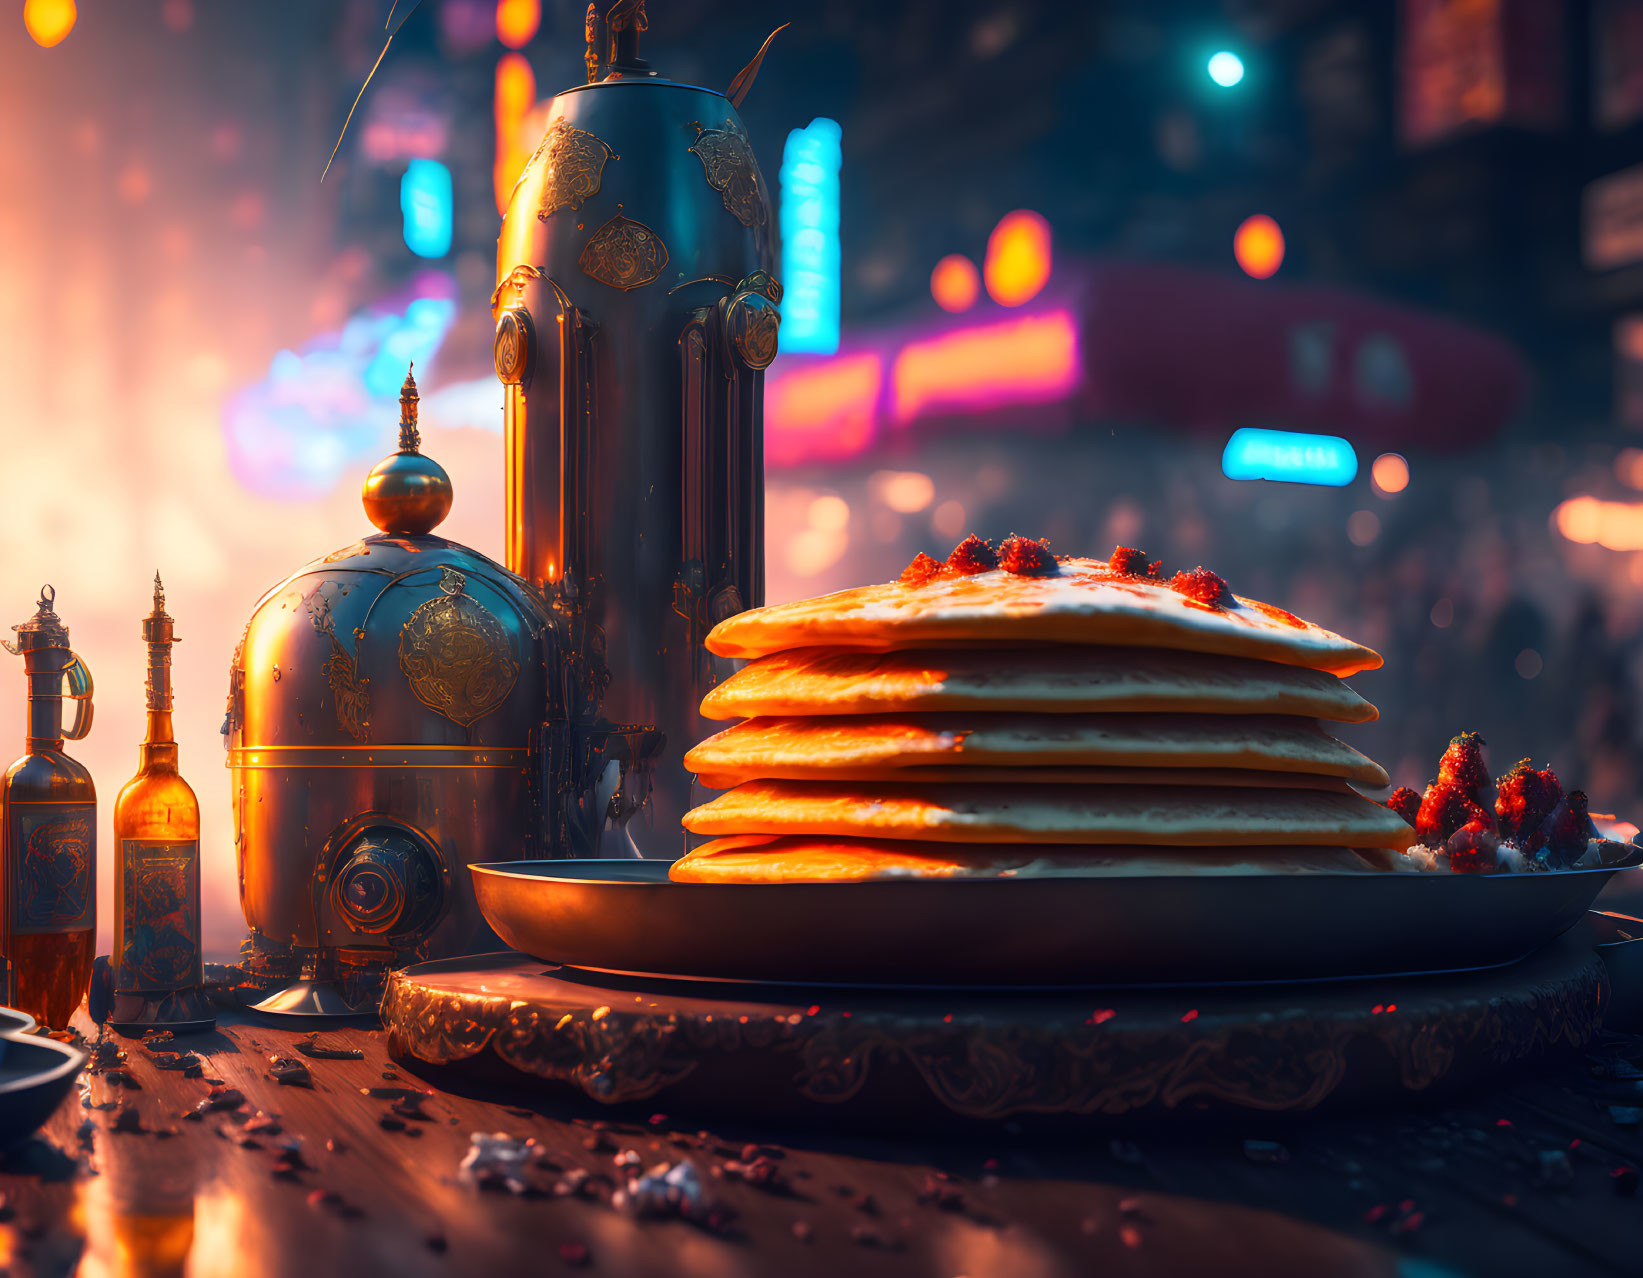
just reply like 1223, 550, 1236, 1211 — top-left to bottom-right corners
0, 1006, 1636, 1278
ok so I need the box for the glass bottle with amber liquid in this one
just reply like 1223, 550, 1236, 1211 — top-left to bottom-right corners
112, 575, 207, 1027
1, 586, 97, 1029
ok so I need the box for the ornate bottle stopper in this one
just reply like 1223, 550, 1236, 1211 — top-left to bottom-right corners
361, 366, 453, 537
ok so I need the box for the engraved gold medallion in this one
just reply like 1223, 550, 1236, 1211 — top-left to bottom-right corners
397, 567, 520, 727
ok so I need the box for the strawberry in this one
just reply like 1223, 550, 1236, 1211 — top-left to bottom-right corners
1436, 732, 1490, 803
1169, 567, 1231, 609
998, 535, 1058, 577
899, 552, 942, 587
1446, 816, 1500, 873
1494, 759, 1562, 842
945, 535, 998, 576
1386, 786, 1421, 826
1416, 780, 1491, 846
1109, 546, 1160, 577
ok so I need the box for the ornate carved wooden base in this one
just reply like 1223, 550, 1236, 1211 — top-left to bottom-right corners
382, 936, 1607, 1125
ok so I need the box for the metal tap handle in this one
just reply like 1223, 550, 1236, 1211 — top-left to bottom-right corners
61, 651, 94, 740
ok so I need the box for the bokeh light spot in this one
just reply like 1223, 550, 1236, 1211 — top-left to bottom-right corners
493, 53, 537, 214
495, 0, 541, 49
872, 470, 935, 513
1371, 452, 1409, 495
117, 164, 153, 205
1234, 214, 1284, 279
808, 494, 850, 532
1553, 495, 1643, 550
931, 254, 980, 313
161, 0, 194, 33
785, 528, 848, 578
1207, 51, 1244, 87
1347, 509, 1381, 546
1515, 648, 1542, 680
984, 210, 1052, 307
24, 0, 76, 48
932, 500, 967, 539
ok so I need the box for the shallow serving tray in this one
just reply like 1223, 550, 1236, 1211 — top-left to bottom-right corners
471, 859, 1637, 988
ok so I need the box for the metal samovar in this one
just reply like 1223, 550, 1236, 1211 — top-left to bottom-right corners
226, 372, 552, 1013
493, 0, 780, 857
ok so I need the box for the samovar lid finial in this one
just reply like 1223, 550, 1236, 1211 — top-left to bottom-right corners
362, 364, 453, 538
399, 365, 421, 452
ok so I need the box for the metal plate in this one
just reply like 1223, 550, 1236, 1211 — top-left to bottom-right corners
471, 860, 1637, 988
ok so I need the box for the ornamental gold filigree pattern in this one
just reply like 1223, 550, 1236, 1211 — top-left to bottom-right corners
727, 293, 780, 368
530, 119, 615, 222
494, 308, 531, 385
579, 214, 669, 290
382, 945, 1605, 1119
397, 567, 520, 727
304, 584, 368, 741
689, 122, 766, 229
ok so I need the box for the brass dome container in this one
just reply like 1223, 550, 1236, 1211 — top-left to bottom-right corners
226, 370, 551, 1004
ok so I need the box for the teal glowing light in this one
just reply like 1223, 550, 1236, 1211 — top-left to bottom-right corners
1222, 428, 1358, 486
1208, 50, 1245, 87
401, 158, 453, 259
780, 118, 843, 355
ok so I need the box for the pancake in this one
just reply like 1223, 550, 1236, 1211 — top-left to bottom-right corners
684, 714, 1390, 787
704, 556, 1381, 675
702, 645, 1378, 723
682, 780, 1414, 848
669, 834, 1397, 882
691, 765, 1359, 791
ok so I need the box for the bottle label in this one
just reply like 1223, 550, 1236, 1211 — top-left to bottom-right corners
116, 840, 200, 992
9, 804, 95, 934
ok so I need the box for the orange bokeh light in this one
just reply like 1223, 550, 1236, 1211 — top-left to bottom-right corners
1554, 495, 1643, 551
1371, 452, 1409, 494
983, 210, 1052, 307
892, 309, 1079, 424
493, 53, 536, 214
930, 254, 980, 313
1234, 214, 1285, 279
24, 0, 77, 48
496, 0, 541, 50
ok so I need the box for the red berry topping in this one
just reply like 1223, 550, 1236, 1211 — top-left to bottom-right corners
1535, 790, 1596, 861
945, 535, 998, 576
1436, 732, 1490, 802
1169, 567, 1231, 609
1494, 759, 1562, 842
899, 552, 942, 587
1416, 781, 1491, 847
1386, 787, 1421, 826
998, 535, 1058, 577
1109, 546, 1160, 577
1446, 816, 1500, 873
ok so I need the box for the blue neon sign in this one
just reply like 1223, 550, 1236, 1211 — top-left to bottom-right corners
1222, 427, 1358, 486
401, 158, 453, 259
780, 118, 842, 355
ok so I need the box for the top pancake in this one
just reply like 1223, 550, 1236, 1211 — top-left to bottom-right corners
701, 645, 1377, 723
705, 557, 1381, 675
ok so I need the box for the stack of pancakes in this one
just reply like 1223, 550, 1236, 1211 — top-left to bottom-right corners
673, 539, 1412, 883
